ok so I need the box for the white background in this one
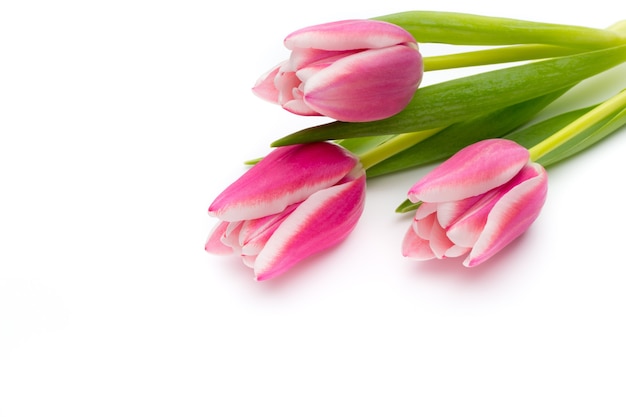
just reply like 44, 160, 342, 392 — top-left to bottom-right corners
2, 1, 625, 416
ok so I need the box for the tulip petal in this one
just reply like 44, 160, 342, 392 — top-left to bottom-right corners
435, 195, 482, 229
239, 205, 298, 256
204, 221, 233, 255
284, 20, 417, 51
251, 63, 283, 103
414, 201, 437, 220
288, 48, 352, 72
209, 143, 358, 222
408, 139, 530, 203
445, 191, 500, 248
253, 172, 366, 280
414, 212, 436, 239
222, 221, 244, 254
273, 69, 302, 106
302, 45, 423, 122
402, 226, 436, 260
464, 163, 548, 267
428, 218, 455, 259
445, 245, 471, 259
282, 98, 321, 116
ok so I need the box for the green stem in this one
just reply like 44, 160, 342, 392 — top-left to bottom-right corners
359, 127, 445, 170
423, 44, 581, 71
528, 89, 626, 161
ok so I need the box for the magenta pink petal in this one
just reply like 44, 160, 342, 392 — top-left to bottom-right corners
302, 45, 422, 122
444, 191, 501, 248
253, 173, 366, 280
209, 143, 358, 222
284, 20, 417, 51
408, 139, 530, 203
464, 163, 548, 267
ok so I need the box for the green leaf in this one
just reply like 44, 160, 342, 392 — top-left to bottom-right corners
374, 11, 624, 49
272, 45, 626, 147
396, 200, 421, 214
334, 135, 394, 155
505, 104, 626, 167
365, 89, 569, 177
551, 108, 626, 163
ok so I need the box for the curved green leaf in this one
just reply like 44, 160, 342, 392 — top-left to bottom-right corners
366, 89, 569, 177
374, 11, 624, 49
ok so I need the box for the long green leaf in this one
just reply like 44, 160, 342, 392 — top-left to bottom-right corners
374, 11, 624, 49
366, 89, 570, 177
272, 45, 626, 147
504, 105, 626, 167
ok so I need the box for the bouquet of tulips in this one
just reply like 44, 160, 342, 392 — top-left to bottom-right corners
205, 11, 626, 281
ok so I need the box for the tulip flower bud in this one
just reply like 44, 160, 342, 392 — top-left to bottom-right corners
253, 19, 423, 122
402, 139, 548, 267
206, 143, 366, 280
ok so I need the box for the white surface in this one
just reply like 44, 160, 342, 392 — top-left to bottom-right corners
1, 1, 625, 416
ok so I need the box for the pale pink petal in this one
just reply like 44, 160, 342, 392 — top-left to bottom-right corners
414, 201, 437, 220
414, 212, 436, 240
401, 226, 436, 260
444, 245, 471, 258
282, 98, 321, 116
221, 221, 244, 253
241, 255, 256, 269
285, 20, 416, 51
435, 195, 482, 228
204, 221, 233, 255
464, 163, 548, 267
428, 218, 455, 259
302, 45, 423, 122
253, 172, 366, 280
408, 139, 530, 203
251, 64, 283, 103
209, 143, 358, 222
239, 205, 298, 256
288, 48, 352, 71
273, 70, 301, 106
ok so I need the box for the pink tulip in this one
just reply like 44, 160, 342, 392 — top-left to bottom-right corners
402, 139, 548, 267
206, 142, 366, 280
252, 19, 423, 122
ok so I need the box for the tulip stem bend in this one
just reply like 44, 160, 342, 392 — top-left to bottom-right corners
358, 127, 445, 170
528, 88, 626, 161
